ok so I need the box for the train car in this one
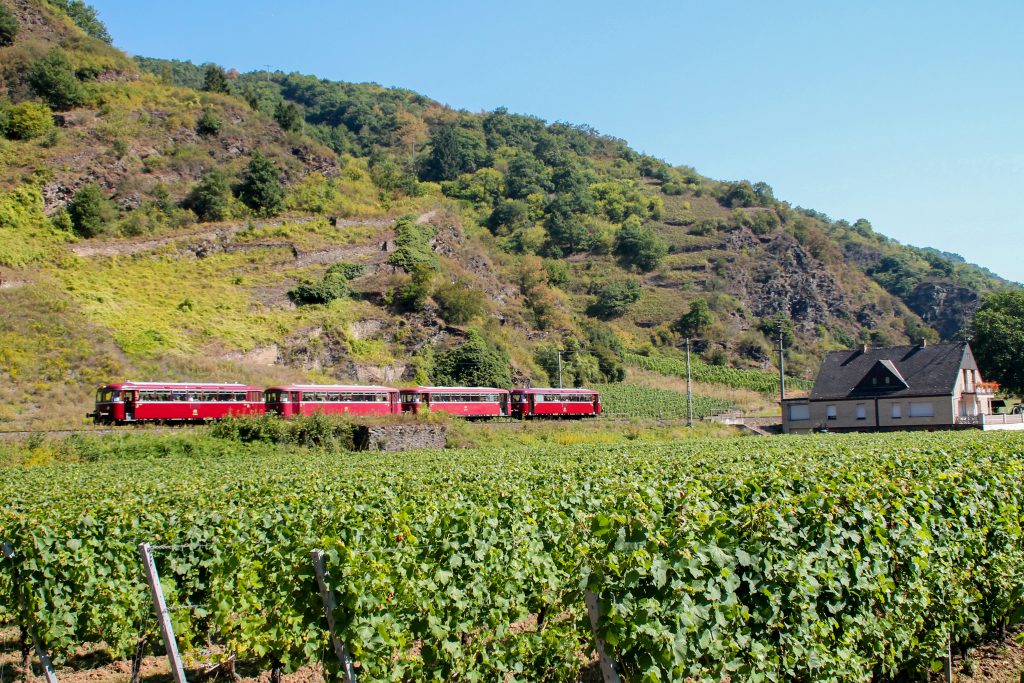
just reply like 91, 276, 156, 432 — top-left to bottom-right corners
510, 388, 602, 419
399, 387, 510, 418
89, 382, 265, 425
264, 385, 400, 418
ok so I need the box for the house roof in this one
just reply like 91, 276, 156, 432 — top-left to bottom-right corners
810, 342, 976, 401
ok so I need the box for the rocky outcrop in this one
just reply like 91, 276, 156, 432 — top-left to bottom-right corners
905, 281, 979, 339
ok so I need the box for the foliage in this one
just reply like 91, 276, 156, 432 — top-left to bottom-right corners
614, 217, 666, 272
433, 280, 486, 325
674, 299, 715, 338
433, 329, 511, 388
970, 290, 1024, 396
419, 122, 489, 181
588, 279, 642, 319
757, 312, 796, 348
195, 109, 222, 136
274, 100, 304, 132
238, 151, 285, 217
387, 215, 438, 272
2, 102, 54, 140
625, 352, 812, 394
289, 262, 363, 305
595, 383, 732, 418
28, 50, 85, 110
3, 433, 1024, 681
68, 183, 117, 237
0, 4, 18, 46
202, 63, 230, 94
45, 0, 111, 43
185, 169, 236, 222
0, 185, 68, 267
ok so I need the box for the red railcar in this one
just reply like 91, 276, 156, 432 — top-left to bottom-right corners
399, 387, 510, 418
264, 385, 400, 418
510, 388, 602, 419
88, 382, 265, 425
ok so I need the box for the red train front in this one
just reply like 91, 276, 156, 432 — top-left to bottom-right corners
264, 385, 399, 418
89, 382, 265, 425
400, 387, 510, 418
510, 388, 602, 419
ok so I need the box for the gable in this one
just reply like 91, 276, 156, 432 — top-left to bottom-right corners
810, 342, 970, 401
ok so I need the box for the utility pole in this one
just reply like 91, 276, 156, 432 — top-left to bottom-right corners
685, 338, 693, 428
556, 350, 564, 389
778, 326, 786, 403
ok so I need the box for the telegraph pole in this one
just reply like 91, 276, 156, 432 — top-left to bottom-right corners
556, 350, 564, 389
778, 326, 786, 403
685, 338, 693, 428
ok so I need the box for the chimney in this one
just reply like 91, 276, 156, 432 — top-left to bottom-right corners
920, 338, 927, 347
861, 344, 868, 354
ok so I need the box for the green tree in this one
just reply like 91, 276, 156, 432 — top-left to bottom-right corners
434, 280, 487, 324
433, 330, 512, 388
0, 4, 19, 46
757, 313, 796, 348
970, 291, 1024, 396
68, 184, 117, 237
274, 101, 303, 132
28, 50, 85, 110
196, 109, 222, 136
185, 169, 235, 222
674, 299, 714, 338
588, 279, 642, 319
614, 218, 667, 271
419, 122, 488, 181
45, 0, 111, 43
202, 64, 230, 94
3, 102, 54, 140
238, 151, 284, 217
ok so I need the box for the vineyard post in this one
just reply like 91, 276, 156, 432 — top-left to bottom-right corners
138, 543, 187, 683
310, 550, 357, 683
2, 542, 60, 683
685, 338, 693, 428
584, 589, 622, 683
943, 634, 953, 682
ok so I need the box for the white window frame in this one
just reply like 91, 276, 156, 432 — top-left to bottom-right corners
826, 405, 837, 420
789, 404, 810, 421
856, 404, 867, 420
909, 402, 934, 418
891, 403, 902, 419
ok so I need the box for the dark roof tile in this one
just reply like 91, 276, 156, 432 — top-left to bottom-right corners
810, 342, 975, 400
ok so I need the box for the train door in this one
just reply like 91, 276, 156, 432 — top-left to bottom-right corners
123, 389, 137, 422
290, 391, 302, 416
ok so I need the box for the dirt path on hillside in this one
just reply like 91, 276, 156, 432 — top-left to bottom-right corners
69, 216, 395, 258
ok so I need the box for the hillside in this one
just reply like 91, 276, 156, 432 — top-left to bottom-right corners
0, 0, 1016, 429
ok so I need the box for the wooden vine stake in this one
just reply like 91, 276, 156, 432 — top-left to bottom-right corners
2, 542, 60, 683
310, 550, 357, 683
584, 589, 622, 683
943, 634, 953, 683
138, 543, 187, 683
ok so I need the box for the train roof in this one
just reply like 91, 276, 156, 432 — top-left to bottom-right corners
267, 384, 398, 392
401, 386, 510, 393
102, 382, 262, 390
514, 387, 600, 394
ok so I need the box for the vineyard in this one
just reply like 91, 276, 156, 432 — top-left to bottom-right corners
594, 383, 734, 419
624, 353, 814, 394
2, 431, 1024, 682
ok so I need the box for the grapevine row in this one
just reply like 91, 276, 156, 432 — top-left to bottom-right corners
624, 352, 814, 394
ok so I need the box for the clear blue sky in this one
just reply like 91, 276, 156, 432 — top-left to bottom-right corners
92, 0, 1024, 283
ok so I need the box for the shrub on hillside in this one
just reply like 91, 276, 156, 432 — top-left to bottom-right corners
274, 101, 303, 132
68, 184, 117, 237
45, 0, 111, 43
588, 279, 642, 319
614, 217, 667, 272
434, 280, 486, 324
237, 151, 284, 217
202, 64, 229, 94
196, 109, 222, 137
433, 330, 511, 388
28, 50, 85, 110
185, 169, 236, 222
3, 102, 54, 140
0, 4, 18, 46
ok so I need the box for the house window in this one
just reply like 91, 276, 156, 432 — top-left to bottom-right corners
856, 404, 866, 420
909, 402, 934, 418
891, 403, 902, 419
826, 405, 837, 420
789, 404, 810, 421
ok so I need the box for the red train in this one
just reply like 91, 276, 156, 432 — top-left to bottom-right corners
89, 382, 601, 424
88, 382, 264, 424
265, 385, 399, 417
